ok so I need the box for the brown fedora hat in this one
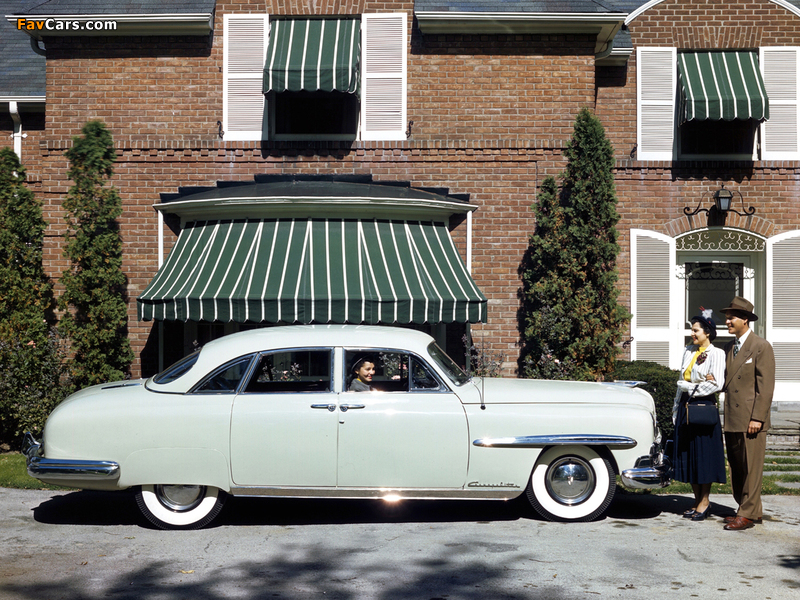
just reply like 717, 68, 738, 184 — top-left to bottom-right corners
720, 296, 758, 321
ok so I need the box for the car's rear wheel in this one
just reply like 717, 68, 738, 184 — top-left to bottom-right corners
525, 445, 615, 522
136, 484, 226, 530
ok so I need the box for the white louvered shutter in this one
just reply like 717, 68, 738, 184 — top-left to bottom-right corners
361, 13, 407, 141
630, 230, 681, 368
761, 47, 800, 160
637, 47, 676, 161
223, 14, 269, 141
767, 231, 800, 400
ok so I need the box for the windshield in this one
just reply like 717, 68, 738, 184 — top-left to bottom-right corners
427, 342, 471, 386
153, 352, 200, 384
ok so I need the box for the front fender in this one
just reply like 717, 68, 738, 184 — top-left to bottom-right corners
119, 448, 231, 491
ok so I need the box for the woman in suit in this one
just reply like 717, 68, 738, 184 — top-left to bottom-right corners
672, 309, 727, 521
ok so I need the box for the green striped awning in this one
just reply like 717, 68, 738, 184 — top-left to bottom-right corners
678, 51, 769, 123
137, 219, 486, 324
264, 19, 360, 94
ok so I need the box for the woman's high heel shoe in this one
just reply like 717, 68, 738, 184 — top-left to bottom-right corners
690, 507, 709, 521
682, 509, 697, 518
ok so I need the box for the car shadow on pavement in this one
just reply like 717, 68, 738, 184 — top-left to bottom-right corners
31, 488, 737, 528
32, 489, 142, 526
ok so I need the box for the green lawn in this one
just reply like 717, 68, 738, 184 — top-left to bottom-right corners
0, 453, 74, 491
621, 449, 800, 496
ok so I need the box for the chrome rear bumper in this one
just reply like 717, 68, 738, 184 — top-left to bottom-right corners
620, 444, 672, 490
22, 432, 120, 481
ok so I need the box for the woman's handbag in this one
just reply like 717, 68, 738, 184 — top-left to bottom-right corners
684, 386, 718, 426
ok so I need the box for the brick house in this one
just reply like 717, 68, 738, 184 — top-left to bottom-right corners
3, 0, 800, 404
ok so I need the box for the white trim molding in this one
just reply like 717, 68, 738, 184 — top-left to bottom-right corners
6, 13, 214, 39
414, 11, 625, 54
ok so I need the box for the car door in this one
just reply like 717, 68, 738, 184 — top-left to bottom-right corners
229, 348, 338, 487
337, 350, 469, 489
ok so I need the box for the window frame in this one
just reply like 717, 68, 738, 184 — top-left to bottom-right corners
636, 46, 800, 161
343, 348, 451, 394
241, 347, 335, 395
190, 354, 257, 395
222, 12, 407, 142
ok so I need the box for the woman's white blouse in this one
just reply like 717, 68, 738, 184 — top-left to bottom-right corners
672, 343, 726, 423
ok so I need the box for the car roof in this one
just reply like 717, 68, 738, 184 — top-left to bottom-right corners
203, 324, 436, 355
148, 325, 438, 393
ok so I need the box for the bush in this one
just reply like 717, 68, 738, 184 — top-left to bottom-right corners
611, 360, 680, 442
59, 121, 133, 388
519, 109, 629, 381
0, 328, 72, 446
463, 334, 505, 377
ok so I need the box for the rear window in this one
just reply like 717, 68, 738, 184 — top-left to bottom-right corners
244, 349, 332, 393
153, 352, 200, 384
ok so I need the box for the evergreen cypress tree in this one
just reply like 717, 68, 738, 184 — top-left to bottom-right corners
0, 148, 65, 442
0, 148, 51, 336
59, 121, 133, 388
520, 108, 629, 380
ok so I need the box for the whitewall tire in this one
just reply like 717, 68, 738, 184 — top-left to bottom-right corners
525, 445, 615, 522
136, 484, 226, 530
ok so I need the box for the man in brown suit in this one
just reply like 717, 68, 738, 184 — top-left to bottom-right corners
720, 296, 775, 531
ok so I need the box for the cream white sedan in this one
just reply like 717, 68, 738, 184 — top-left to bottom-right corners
24, 325, 669, 529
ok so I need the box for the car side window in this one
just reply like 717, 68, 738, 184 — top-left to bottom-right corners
244, 349, 332, 393
410, 356, 444, 392
193, 355, 254, 394
344, 350, 445, 392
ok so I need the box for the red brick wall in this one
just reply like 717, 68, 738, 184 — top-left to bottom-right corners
34, 0, 598, 377
28, 0, 800, 378
596, 0, 800, 351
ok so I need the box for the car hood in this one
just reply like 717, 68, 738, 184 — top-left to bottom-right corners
472, 377, 655, 412
53, 379, 147, 410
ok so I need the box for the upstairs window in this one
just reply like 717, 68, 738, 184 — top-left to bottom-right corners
223, 13, 407, 142
637, 47, 800, 161
264, 18, 361, 140
677, 52, 767, 159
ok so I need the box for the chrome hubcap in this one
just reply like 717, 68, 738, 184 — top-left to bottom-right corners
155, 485, 206, 512
545, 457, 595, 505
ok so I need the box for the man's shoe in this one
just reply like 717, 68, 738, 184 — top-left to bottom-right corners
723, 515, 760, 524
724, 516, 755, 531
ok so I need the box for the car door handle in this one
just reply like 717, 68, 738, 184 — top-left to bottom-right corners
339, 404, 365, 412
310, 404, 336, 412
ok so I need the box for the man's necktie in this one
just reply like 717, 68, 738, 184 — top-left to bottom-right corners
734, 339, 740, 357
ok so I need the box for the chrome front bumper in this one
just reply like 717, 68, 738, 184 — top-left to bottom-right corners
22, 432, 120, 482
619, 443, 672, 490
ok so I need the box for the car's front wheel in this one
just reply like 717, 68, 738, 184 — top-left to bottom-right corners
136, 484, 226, 530
525, 445, 615, 522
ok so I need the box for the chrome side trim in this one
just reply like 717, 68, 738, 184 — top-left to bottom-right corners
228, 486, 518, 500
22, 432, 120, 481
472, 434, 638, 449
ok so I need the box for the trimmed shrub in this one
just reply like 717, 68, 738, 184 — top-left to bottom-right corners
0, 329, 71, 445
520, 109, 629, 381
58, 121, 133, 388
611, 360, 680, 442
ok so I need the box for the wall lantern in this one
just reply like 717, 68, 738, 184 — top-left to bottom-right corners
684, 185, 756, 218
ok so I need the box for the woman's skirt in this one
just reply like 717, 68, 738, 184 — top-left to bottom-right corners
673, 392, 727, 484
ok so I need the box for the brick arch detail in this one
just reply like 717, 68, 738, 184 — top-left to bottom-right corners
626, 0, 800, 26
665, 212, 776, 239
